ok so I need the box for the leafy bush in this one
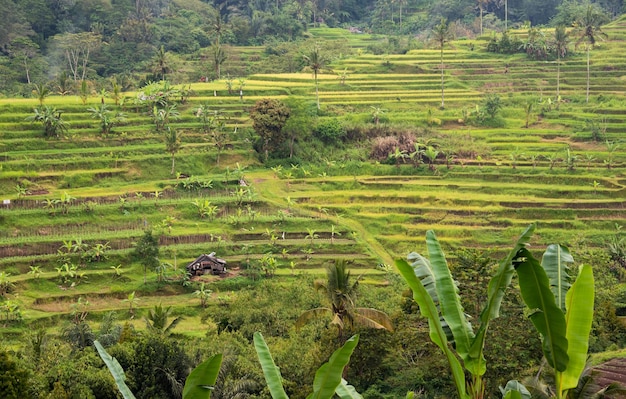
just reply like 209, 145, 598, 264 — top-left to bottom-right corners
313, 118, 346, 144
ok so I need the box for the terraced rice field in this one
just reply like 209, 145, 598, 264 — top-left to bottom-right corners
0, 20, 624, 339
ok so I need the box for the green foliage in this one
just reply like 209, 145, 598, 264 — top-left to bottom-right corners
0, 350, 29, 399
144, 303, 183, 335
94, 340, 137, 399
483, 94, 503, 120
254, 331, 361, 399
112, 334, 191, 399
183, 354, 223, 399
513, 245, 595, 399
314, 119, 346, 144
134, 230, 160, 284
297, 260, 393, 339
396, 224, 535, 399
250, 98, 291, 162
26, 105, 68, 138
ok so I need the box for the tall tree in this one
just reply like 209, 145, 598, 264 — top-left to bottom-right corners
164, 126, 181, 175
432, 18, 454, 109
51, 32, 102, 82
8, 37, 40, 84
553, 25, 569, 98
134, 229, 160, 284
574, 5, 608, 103
250, 98, 291, 162
296, 260, 393, 339
303, 43, 328, 110
152, 45, 171, 81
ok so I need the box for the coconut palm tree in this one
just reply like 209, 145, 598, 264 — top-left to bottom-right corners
553, 25, 569, 98
144, 303, 182, 335
432, 19, 454, 109
303, 44, 327, 110
296, 260, 393, 339
164, 126, 181, 175
574, 5, 608, 103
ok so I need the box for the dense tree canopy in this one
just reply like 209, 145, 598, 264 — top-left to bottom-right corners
0, 0, 621, 94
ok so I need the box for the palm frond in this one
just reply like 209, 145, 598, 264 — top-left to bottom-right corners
295, 307, 332, 330
354, 308, 394, 331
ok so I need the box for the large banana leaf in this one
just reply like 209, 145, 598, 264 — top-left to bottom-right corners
253, 332, 289, 399
407, 252, 453, 342
541, 244, 573, 312
335, 379, 363, 399
396, 259, 469, 399
182, 354, 223, 399
94, 340, 137, 399
514, 248, 569, 372
308, 335, 359, 399
469, 224, 535, 370
559, 264, 594, 392
501, 380, 531, 399
425, 231, 474, 368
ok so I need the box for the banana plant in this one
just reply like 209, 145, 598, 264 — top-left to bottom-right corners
512, 244, 594, 399
253, 332, 362, 399
95, 340, 222, 399
395, 224, 535, 399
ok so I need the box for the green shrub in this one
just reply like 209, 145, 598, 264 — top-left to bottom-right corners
314, 118, 346, 144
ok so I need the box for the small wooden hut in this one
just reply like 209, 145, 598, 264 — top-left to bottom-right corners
186, 253, 227, 276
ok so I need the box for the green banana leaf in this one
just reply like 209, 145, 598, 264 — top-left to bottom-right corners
182, 354, 223, 399
308, 335, 359, 399
560, 264, 594, 392
406, 251, 453, 342
253, 332, 289, 399
469, 224, 535, 370
335, 379, 363, 399
541, 244, 573, 312
514, 247, 569, 372
94, 340, 137, 399
396, 258, 469, 399
500, 380, 531, 399
425, 231, 474, 370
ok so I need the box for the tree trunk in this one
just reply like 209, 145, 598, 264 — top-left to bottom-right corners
505, 0, 508, 31
171, 153, 175, 175
440, 46, 445, 109
480, 5, 483, 35
556, 52, 560, 98
586, 45, 590, 103
23, 58, 31, 84
315, 72, 320, 110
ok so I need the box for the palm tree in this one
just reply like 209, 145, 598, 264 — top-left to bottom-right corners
433, 19, 454, 109
211, 352, 259, 399
32, 83, 50, 105
553, 26, 569, 98
574, 5, 608, 103
144, 303, 182, 335
152, 45, 170, 81
303, 44, 327, 110
164, 126, 181, 175
296, 260, 393, 339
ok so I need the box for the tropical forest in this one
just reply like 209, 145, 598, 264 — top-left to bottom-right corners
0, 0, 625, 398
